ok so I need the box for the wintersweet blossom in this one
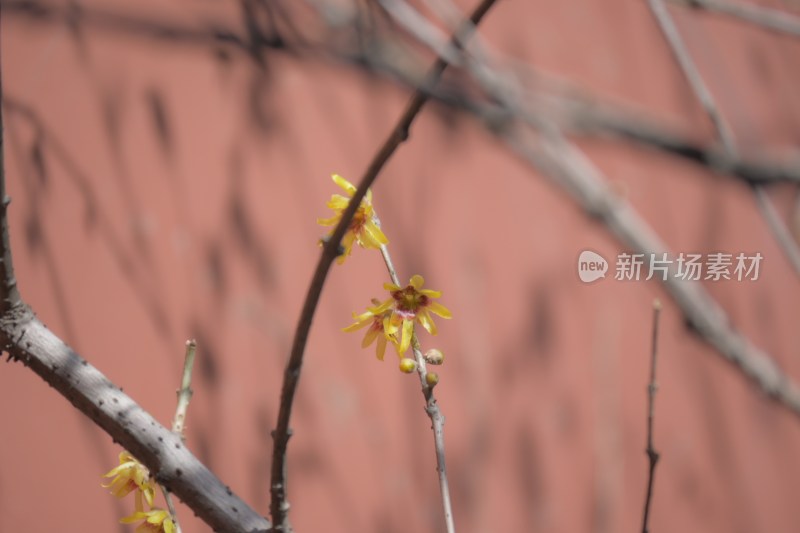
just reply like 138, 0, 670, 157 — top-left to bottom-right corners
372, 275, 452, 354
343, 300, 400, 361
120, 509, 177, 533
317, 174, 388, 264
102, 451, 156, 511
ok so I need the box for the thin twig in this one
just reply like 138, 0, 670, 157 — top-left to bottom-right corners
646, 0, 737, 155
172, 339, 198, 439
378, 242, 455, 533
669, 0, 800, 38
160, 339, 199, 533
379, 245, 400, 286
642, 300, 662, 533
754, 187, 800, 276
647, 0, 800, 276
268, 1, 499, 530
160, 486, 182, 533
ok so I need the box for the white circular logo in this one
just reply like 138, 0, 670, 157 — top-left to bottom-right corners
578, 250, 608, 283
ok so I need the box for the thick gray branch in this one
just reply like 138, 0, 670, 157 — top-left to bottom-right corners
0, 305, 270, 533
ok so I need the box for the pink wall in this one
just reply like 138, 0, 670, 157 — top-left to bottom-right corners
3, 0, 800, 531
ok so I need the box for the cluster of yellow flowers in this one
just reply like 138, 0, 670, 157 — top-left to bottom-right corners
318, 174, 451, 374
102, 451, 176, 533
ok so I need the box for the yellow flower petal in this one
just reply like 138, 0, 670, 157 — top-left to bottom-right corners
428, 301, 452, 319
419, 288, 442, 298
327, 195, 350, 209
316, 215, 341, 226
146, 510, 170, 524
383, 282, 401, 291
332, 174, 357, 195
120, 512, 146, 524
336, 232, 356, 264
143, 486, 155, 507
410, 275, 424, 289
134, 490, 144, 513
342, 323, 368, 333
361, 327, 380, 348
384, 314, 401, 335
400, 319, 414, 353
376, 335, 387, 361
418, 310, 438, 335
363, 221, 389, 247
369, 299, 393, 314
102, 451, 155, 505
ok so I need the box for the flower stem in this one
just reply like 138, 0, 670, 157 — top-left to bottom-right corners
377, 237, 455, 533
161, 486, 182, 533
379, 244, 401, 286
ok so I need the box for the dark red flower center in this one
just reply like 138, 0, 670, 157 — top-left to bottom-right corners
392, 285, 428, 316
349, 209, 367, 232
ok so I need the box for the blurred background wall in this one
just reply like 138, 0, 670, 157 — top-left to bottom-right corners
2, 0, 800, 531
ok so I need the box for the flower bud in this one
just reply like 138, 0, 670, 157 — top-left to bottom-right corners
399, 358, 417, 374
424, 348, 444, 365
425, 372, 439, 387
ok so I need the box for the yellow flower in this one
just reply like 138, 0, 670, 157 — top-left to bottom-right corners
343, 300, 400, 361
317, 174, 388, 264
372, 275, 452, 354
102, 451, 156, 511
121, 509, 177, 533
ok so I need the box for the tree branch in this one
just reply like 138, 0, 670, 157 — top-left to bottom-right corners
647, 0, 800, 277
669, 0, 800, 38
558, 102, 800, 186
647, 0, 737, 154
641, 300, 662, 533
0, 309, 270, 532
0, 59, 269, 533
268, 1, 499, 529
372, 0, 800, 418
753, 187, 800, 275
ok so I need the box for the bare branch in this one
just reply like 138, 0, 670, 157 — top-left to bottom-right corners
563, 106, 800, 185
0, 310, 270, 532
509, 129, 800, 416
268, 1, 499, 530
642, 300, 662, 533
669, 0, 800, 38
172, 339, 198, 439
647, 0, 800, 277
162, 338, 200, 533
372, 0, 800, 417
646, 0, 737, 154
754, 188, 800, 275
0, 58, 268, 533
